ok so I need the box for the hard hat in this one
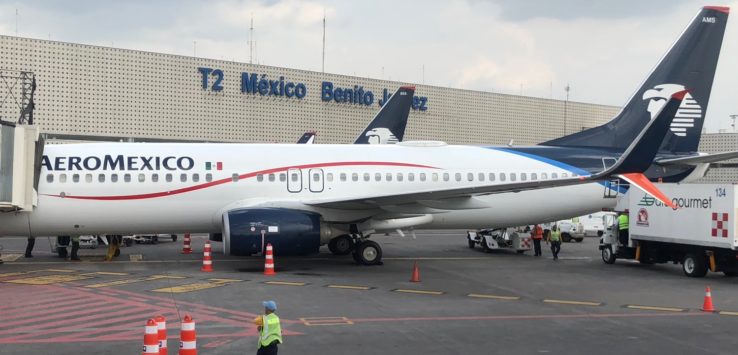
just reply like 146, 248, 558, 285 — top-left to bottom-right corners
263, 300, 277, 311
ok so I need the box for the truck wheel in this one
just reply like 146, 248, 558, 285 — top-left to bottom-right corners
575, 238, 584, 243
467, 237, 476, 249
601, 246, 616, 264
480, 237, 491, 253
683, 253, 708, 278
562, 233, 572, 243
171, 234, 178, 242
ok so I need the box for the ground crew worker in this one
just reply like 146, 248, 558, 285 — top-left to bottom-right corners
530, 224, 544, 256
548, 225, 562, 260
618, 211, 629, 246
70, 236, 81, 261
24, 236, 35, 258
255, 300, 282, 355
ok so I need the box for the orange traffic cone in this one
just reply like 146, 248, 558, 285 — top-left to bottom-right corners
155, 315, 168, 355
264, 243, 276, 276
201, 241, 213, 272
142, 318, 160, 355
178, 314, 196, 355
410, 262, 421, 282
702, 286, 715, 312
182, 233, 192, 254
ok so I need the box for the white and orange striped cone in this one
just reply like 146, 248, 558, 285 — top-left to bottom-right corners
142, 318, 160, 355
181, 233, 192, 254
201, 241, 213, 272
178, 314, 196, 355
155, 315, 168, 355
702, 286, 715, 312
264, 243, 276, 276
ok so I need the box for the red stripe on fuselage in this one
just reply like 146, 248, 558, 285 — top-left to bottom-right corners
42, 161, 439, 201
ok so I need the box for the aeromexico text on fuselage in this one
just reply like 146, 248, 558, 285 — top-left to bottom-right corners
41, 155, 195, 171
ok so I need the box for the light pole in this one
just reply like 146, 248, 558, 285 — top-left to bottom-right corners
563, 84, 570, 135
730, 114, 737, 132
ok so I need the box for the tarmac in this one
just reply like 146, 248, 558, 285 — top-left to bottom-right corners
1, 231, 737, 354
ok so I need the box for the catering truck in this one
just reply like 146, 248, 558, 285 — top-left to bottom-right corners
599, 184, 738, 278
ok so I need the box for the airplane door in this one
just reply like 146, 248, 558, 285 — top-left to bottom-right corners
308, 169, 324, 192
287, 168, 302, 193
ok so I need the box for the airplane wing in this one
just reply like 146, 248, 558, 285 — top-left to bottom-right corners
305, 91, 687, 211
654, 151, 738, 165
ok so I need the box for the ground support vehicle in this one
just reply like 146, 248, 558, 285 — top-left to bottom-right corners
468, 228, 531, 254
599, 184, 738, 277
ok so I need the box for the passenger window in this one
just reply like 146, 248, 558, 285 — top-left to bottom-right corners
363, 173, 370, 182
124, 174, 131, 183
386, 173, 393, 182
279, 173, 286, 182
205, 173, 212, 182
489, 173, 495, 181
314, 173, 321, 182
257, 174, 264, 182
193, 173, 200, 182
72, 174, 80, 183
232, 173, 239, 182
443, 173, 450, 182
531, 173, 537, 180
510, 173, 517, 182
46, 174, 54, 183
291, 173, 299, 182
455, 173, 462, 182
352, 173, 359, 182
408, 173, 415, 182
500, 173, 506, 182
110, 174, 118, 183
138, 174, 145, 182
478, 173, 485, 182
268, 174, 275, 182
432, 173, 438, 182
552, 173, 558, 179
375, 173, 382, 181
467, 173, 474, 181
98, 174, 106, 183
326, 173, 333, 182
420, 173, 426, 182
521, 173, 527, 181
60, 174, 67, 183
166, 174, 173, 182
151, 174, 158, 183
397, 173, 404, 182
180, 174, 188, 182
541, 172, 548, 180
562, 173, 568, 178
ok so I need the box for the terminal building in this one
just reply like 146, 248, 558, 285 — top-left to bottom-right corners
0, 35, 734, 182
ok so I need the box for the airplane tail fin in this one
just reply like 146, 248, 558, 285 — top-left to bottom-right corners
354, 86, 415, 144
297, 131, 316, 144
542, 6, 729, 155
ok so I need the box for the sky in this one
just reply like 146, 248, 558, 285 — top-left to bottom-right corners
0, 0, 736, 132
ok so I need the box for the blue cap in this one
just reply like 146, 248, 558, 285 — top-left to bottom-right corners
263, 300, 277, 311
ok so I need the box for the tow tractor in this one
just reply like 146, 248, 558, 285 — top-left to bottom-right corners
467, 228, 531, 254
599, 183, 738, 277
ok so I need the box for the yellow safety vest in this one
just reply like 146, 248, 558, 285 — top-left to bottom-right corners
549, 230, 561, 242
618, 214, 629, 230
259, 313, 283, 348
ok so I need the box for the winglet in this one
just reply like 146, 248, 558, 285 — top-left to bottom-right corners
618, 173, 677, 209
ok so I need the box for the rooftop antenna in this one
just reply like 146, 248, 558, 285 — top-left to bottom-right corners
249, 14, 254, 64
15, 8, 18, 36
321, 9, 326, 73
730, 114, 737, 132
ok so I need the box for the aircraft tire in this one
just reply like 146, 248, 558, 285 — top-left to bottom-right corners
328, 235, 354, 255
354, 240, 382, 265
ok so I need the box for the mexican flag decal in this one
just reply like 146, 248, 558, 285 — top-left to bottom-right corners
205, 162, 223, 171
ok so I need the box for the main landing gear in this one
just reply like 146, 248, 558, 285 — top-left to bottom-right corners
329, 234, 383, 265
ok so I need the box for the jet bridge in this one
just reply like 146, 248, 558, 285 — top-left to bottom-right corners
0, 121, 41, 211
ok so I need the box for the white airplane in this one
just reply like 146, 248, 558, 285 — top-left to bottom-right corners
0, 6, 731, 266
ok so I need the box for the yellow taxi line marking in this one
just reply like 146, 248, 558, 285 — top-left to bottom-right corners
0, 254, 23, 262
148, 275, 188, 279
85, 275, 188, 288
151, 282, 227, 293
300, 317, 353, 326
468, 293, 521, 300
543, 299, 602, 306
42, 269, 77, 273
394, 289, 444, 295
264, 281, 307, 286
80, 272, 129, 276
4, 274, 93, 285
719, 311, 738, 316
207, 278, 244, 284
0, 272, 30, 278
327, 285, 372, 290
626, 305, 685, 312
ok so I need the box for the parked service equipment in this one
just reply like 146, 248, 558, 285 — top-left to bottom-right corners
599, 184, 738, 277
468, 228, 531, 254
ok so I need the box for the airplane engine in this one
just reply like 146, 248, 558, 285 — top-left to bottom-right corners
222, 208, 340, 256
